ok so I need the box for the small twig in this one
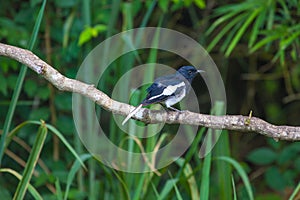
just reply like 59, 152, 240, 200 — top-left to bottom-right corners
283, 93, 300, 104
0, 43, 300, 141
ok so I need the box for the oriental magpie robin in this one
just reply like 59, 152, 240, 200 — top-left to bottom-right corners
122, 66, 204, 125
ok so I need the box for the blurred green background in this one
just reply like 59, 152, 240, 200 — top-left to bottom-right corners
0, 0, 300, 199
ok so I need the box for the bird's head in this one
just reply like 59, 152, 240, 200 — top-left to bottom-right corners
177, 66, 204, 82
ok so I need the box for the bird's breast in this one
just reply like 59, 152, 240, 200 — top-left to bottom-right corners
164, 86, 186, 108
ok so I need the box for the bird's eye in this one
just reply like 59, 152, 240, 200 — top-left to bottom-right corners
188, 70, 192, 74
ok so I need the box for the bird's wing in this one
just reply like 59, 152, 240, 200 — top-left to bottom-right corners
142, 75, 186, 105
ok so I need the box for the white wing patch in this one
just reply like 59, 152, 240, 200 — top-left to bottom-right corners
148, 82, 185, 100
165, 87, 186, 108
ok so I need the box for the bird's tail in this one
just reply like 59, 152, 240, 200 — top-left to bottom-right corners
122, 104, 143, 125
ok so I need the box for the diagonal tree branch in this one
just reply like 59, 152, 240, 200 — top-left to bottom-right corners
0, 42, 299, 141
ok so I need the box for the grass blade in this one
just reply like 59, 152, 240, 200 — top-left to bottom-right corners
231, 175, 237, 200
206, 12, 248, 52
216, 156, 254, 200
0, 168, 42, 200
0, 0, 47, 165
200, 101, 225, 200
250, 34, 280, 53
140, 0, 157, 28
42, 123, 86, 169
168, 171, 183, 200
8, 120, 86, 169
248, 9, 267, 48
151, 182, 160, 198
289, 181, 300, 200
175, 158, 200, 200
206, 11, 240, 36
225, 8, 261, 56
214, 130, 232, 200
158, 177, 179, 200
64, 154, 92, 200
13, 122, 48, 200
55, 179, 63, 200
176, 127, 206, 178
199, 129, 212, 200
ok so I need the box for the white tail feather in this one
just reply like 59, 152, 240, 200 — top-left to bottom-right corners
122, 104, 143, 125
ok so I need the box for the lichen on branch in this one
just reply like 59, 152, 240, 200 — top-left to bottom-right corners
0, 43, 299, 141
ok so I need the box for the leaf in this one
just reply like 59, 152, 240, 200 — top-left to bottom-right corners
78, 25, 107, 46
54, 93, 72, 111
158, 0, 169, 12
64, 154, 92, 200
194, 0, 205, 9
280, 29, 300, 51
206, 11, 240, 36
7, 120, 86, 170
78, 27, 93, 46
216, 156, 254, 200
264, 81, 279, 93
249, 9, 267, 48
289, 181, 300, 200
250, 34, 280, 53
255, 194, 282, 200
231, 175, 237, 200
225, 8, 261, 56
37, 86, 50, 100
0, 0, 46, 164
54, 0, 77, 8
24, 79, 38, 97
200, 129, 212, 200
247, 147, 277, 165
183, 0, 193, 7
30, 0, 42, 7
277, 143, 300, 165
267, 138, 281, 150
29, 108, 50, 121
7, 75, 18, 89
94, 24, 107, 33
175, 158, 200, 200
207, 12, 248, 52
265, 167, 286, 191
158, 178, 179, 199
0, 187, 11, 199
0, 72, 7, 96
55, 179, 63, 200
0, 168, 42, 199
63, 9, 76, 48
13, 122, 48, 199
294, 157, 300, 172
56, 116, 74, 135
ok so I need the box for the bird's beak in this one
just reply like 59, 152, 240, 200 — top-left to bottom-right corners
197, 70, 205, 73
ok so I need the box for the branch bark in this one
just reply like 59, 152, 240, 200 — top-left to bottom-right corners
0, 43, 299, 141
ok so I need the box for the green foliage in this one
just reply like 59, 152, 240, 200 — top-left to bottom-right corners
0, 168, 43, 199
1, 0, 300, 199
289, 181, 300, 200
13, 121, 48, 199
0, 0, 47, 165
158, 0, 206, 12
265, 166, 287, 191
247, 147, 277, 165
0, 71, 8, 96
247, 141, 300, 191
207, 0, 300, 64
216, 156, 254, 200
78, 25, 107, 46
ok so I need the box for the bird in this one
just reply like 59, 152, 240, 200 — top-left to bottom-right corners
122, 66, 204, 125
